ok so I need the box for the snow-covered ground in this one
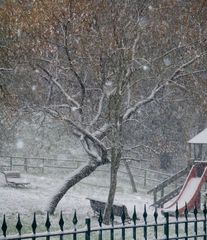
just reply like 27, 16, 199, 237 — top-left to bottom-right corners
0, 170, 158, 234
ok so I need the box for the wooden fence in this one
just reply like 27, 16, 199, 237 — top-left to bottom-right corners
0, 155, 175, 189
0, 155, 84, 173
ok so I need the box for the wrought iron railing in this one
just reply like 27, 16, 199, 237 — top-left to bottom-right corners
1, 204, 207, 240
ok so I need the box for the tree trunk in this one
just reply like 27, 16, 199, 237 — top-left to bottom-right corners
47, 160, 105, 214
123, 160, 137, 193
103, 86, 123, 224
103, 160, 119, 224
103, 147, 121, 224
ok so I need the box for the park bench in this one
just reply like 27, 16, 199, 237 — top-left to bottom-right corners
87, 198, 131, 220
0, 171, 30, 187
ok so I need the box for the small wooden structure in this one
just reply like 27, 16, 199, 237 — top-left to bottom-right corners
188, 128, 207, 162
87, 198, 131, 220
1, 171, 30, 187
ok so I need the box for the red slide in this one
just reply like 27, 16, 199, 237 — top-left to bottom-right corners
162, 165, 207, 215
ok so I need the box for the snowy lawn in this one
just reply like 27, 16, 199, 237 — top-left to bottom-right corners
0, 170, 156, 235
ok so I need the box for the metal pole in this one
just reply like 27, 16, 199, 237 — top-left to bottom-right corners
24, 158, 28, 172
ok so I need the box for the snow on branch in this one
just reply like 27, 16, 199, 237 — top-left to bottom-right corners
152, 45, 185, 62
80, 137, 102, 162
48, 104, 71, 109
173, 69, 207, 80
0, 68, 13, 71
51, 78, 80, 109
124, 144, 159, 155
132, 34, 139, 61
60, 116, 107, 152
90, 93, 105, 126
92, 123, 112, 139
63, 26, 86, 107
123, 84, 164, 121
37, 64, 80, 109
123, 53, 207, 121
169, 53, 207, 80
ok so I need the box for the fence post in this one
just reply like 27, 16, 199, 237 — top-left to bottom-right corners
164, 212, 169, 240
153, 190, 157, 204
132, 206, 137, 240
73, 210, 78, 240
175, 203, 179, 238
153, 208, 158, 239
24, 158, 28, 172
42, 158, 45, 174
161, 188, 164, 198
10, 157, 13, 170
143, 205, 147, 240
203, 203, 207, 240
161, 188, 164, 207
144, 170, 147, 187
184, 204, 189, 240
85, 218, 91, 240
194, 206, 198, 239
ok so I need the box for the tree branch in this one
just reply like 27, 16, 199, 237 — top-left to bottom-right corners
0, 68, 13, 71
60, 116, 107, 153
90, 93, 105, 126
169, 53, 206, 80
123, 84, 164, 121
37, 64, 80, 109
123, 53, 207, 121
63, 23, 86, 108
92, 123, 113, 139
80, 137, 102, 162
51, 78, 80, 109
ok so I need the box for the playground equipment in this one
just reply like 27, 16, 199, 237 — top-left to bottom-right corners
149, 128, 207, 214
162, 163, 207, 214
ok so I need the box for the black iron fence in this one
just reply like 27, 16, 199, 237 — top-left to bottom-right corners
1, 204, 207, 240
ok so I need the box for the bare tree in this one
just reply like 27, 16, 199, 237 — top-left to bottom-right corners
0, 0, 207, 223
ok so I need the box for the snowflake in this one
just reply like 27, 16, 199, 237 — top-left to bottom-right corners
148, 5, 153, 11
143, 65, 149, 71
71, 106, 79, 112
163, 57, 171, 66
32, 85, 37, 91
16, 139, 24, 149
105, 81, 113, 86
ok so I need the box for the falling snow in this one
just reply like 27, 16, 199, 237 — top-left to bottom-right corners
71, 106, 79, 112
32, 85, 37, 91
16, 139, 24, 149
142, 65, 149, 71
105, 81, 113, 86
163, 57, 171, 66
